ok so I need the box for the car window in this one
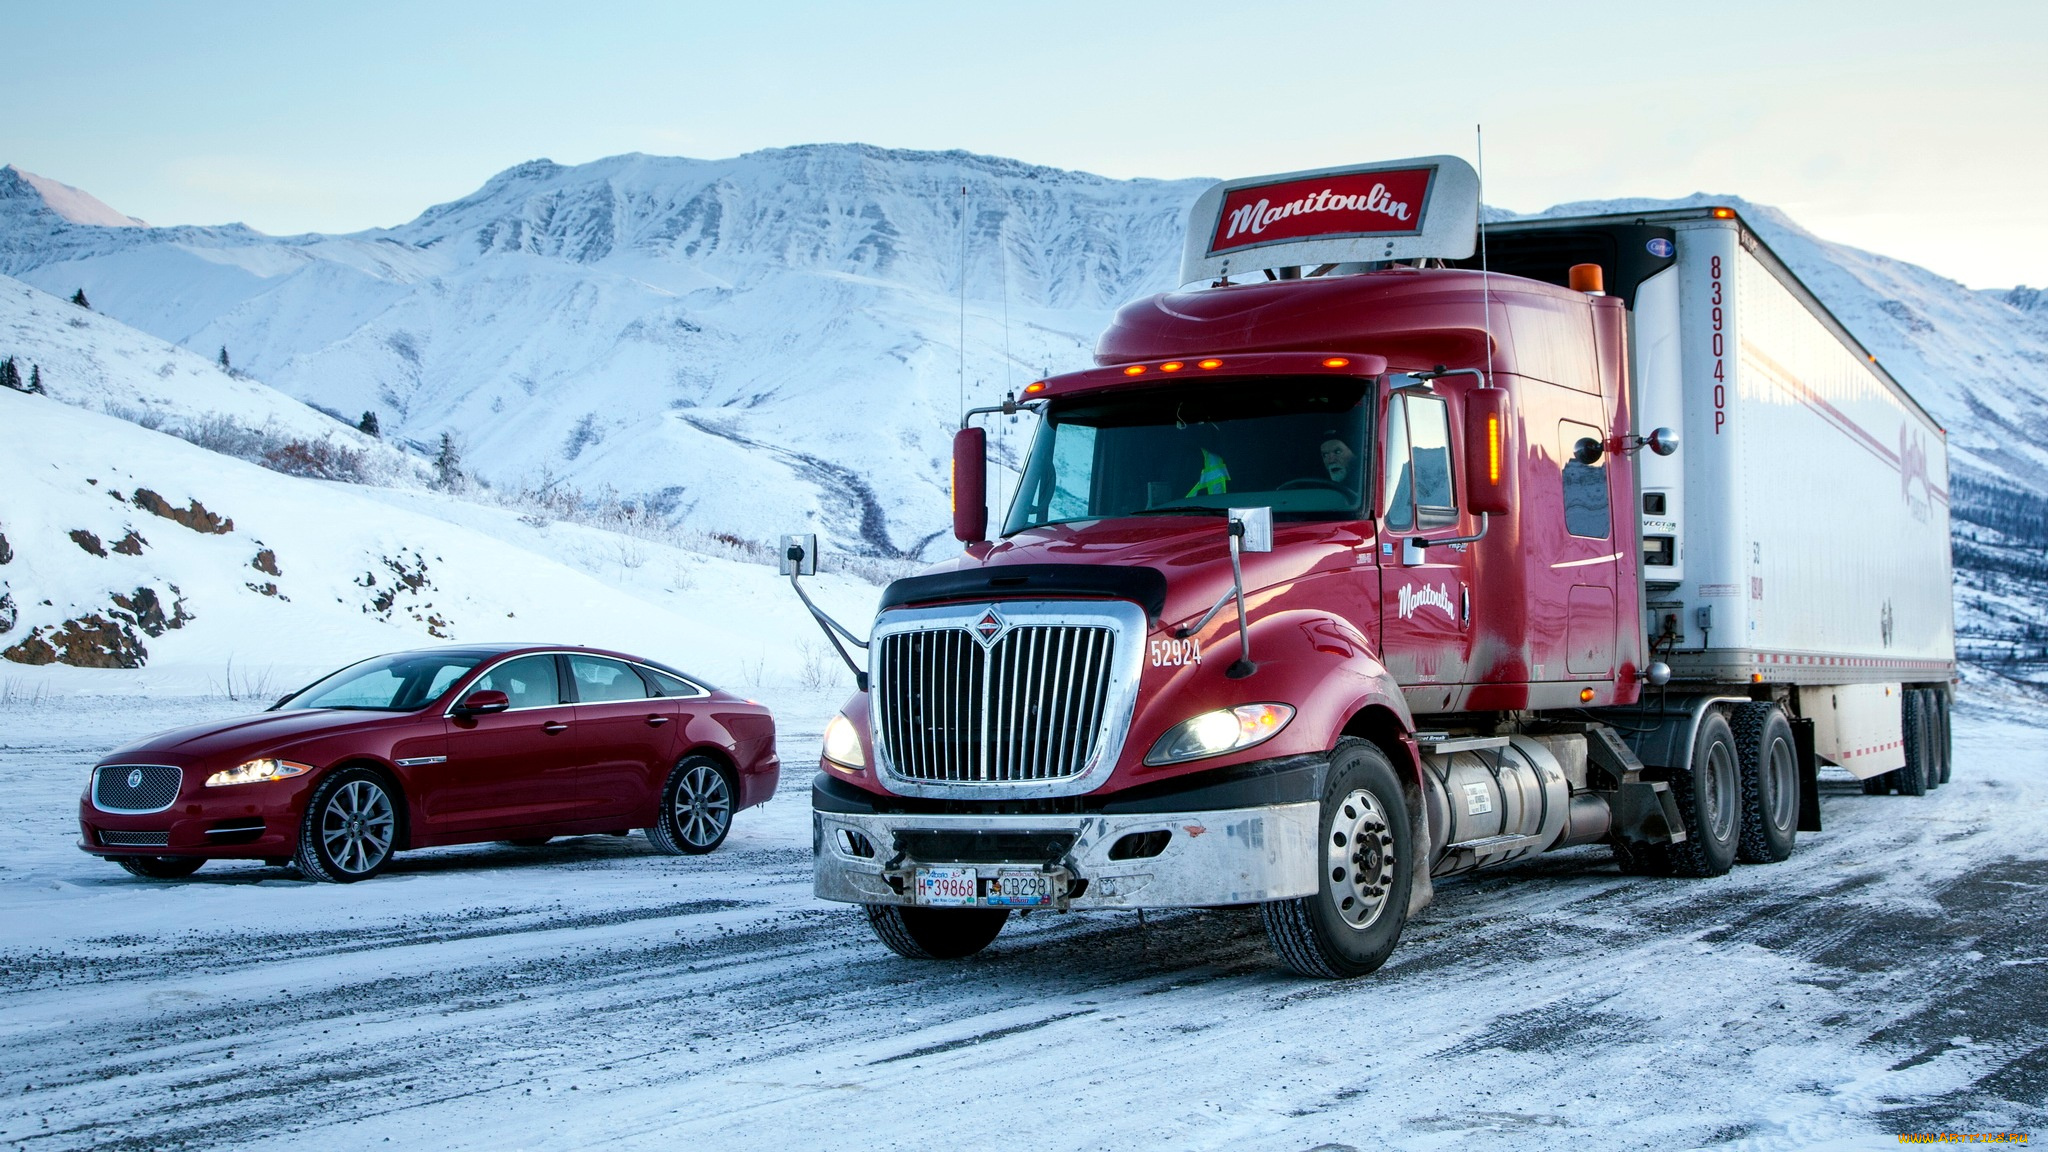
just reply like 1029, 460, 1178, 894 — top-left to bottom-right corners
1559, 421, 1612, 539
469, 654, 562, 710
637, 665, 704, 697
569, 655, 649, 703
283, 651, 486, 711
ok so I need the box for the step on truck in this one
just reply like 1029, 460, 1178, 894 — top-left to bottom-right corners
784, 155, 1956, 977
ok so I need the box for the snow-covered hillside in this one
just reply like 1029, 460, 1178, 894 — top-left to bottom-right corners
6, 147, 2048, 671
0, 150, 1206, 558
0, 382, 877, 695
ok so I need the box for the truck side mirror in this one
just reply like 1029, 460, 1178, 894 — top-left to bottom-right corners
952, 427, 987, 543
1228, 506, 1273, 553
1463, 389, 1513, 516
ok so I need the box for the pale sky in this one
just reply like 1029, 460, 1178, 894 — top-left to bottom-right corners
5, 0, 2043, 289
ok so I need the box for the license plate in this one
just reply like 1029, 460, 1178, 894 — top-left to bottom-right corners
915, 866, 978, 906
983, 870, 1055, 907
912, 867, 1058, 907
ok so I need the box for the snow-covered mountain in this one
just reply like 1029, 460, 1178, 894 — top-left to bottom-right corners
1, 149, 1205, 559
5, 146, 2047, 671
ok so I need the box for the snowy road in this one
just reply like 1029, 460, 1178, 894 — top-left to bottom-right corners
2, 693, 2042, 1151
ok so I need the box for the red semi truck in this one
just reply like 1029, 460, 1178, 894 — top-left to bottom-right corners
785, 156, 1955, 977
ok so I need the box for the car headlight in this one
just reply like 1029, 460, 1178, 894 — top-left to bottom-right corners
204, 758, 314, 787
822, 713, 866, 771
1144, 703, 1295, 766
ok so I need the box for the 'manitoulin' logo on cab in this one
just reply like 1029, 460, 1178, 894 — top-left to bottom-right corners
1397, 582, 1456, 621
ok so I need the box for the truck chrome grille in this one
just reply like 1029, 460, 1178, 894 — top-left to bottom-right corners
92, 765, 182, 814
876, 621, 1119, 785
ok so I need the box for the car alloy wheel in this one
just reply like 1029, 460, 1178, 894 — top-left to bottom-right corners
644, 756, 736, 856
296, 769, 399, 882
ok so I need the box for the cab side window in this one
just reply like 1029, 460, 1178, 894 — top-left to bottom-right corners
1380, 392, 1459, 531
569, 655, 650, 703
1559, 421, 1612, 539
470, 654, 561, 710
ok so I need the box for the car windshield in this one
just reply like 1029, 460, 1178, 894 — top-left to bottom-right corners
279, 651, 486, 712
1002, 378, 1370, 533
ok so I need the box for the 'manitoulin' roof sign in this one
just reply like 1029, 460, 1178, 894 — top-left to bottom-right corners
1178, 155, 1480, 284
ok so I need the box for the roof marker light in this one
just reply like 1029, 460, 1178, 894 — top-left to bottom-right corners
1198, 358, 1224, 370
1712, 207, 1736, 219
1024, 381, 1047, 394
1124, 365, 1147, 376
1322, 357, 1350, 369
1160, 361, 1184, 372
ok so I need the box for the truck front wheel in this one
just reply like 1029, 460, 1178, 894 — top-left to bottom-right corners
864, 905, 1010, 960
1260, 738, 1413, 979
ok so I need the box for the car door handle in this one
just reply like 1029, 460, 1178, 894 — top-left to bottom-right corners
542, 721, 569, 735
645, 715, 671, 727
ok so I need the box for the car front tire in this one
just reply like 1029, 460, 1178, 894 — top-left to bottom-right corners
295, 767, 399, 883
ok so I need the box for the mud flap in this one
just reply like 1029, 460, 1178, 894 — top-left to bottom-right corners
1791, 716, 1823, 833
1609, 779, 1688, 846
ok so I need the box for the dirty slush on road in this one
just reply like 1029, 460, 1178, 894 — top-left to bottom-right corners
2, 693, 2043, 1150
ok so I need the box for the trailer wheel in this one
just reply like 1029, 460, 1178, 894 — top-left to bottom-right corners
1733, 703, 1798, 864
864, 905, 1009, 960
1656, 709, 1741, 877
1260, 738, 1412, 978
1935, 690, 1953, 784
1897, 691, 1930, 798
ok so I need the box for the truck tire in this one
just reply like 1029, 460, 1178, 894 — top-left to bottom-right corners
1897, 691, 1930, 798
1260, 738, 1413, 979
1733, 703, 1798, 864
864, 905, 1009, 960
1935, 690, 1953, 784
1656, 709, 1741, 877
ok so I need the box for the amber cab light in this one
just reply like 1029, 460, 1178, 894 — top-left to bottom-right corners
1160, 361, 1184, 372
1580, 688, 1596, 703
1024, 381, 1047, 394
1322, 357, 1350, 369
1487, 413, 1502, 484
1124, 365, 1147, 376
1712, 207, 1736, 219
1198, 358, 1224, 370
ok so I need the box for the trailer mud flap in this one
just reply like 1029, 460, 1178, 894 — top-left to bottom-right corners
1608, 780, 1688, 846
1791, 716, 1822, 833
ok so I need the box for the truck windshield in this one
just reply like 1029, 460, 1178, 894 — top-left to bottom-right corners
1003, 379, 1370, 533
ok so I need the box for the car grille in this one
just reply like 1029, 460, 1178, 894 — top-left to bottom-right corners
98, 830, 171, 847
876, 622, 1118, 784
93, 765, 183, 814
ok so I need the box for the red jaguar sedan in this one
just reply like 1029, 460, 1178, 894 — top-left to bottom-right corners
78, 644, 779, 882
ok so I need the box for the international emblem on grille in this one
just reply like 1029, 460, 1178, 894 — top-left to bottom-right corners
127, 768, 144, 789
973, 607, 1007, 649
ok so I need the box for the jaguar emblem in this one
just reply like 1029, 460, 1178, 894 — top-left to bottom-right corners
127, 768, 144, 789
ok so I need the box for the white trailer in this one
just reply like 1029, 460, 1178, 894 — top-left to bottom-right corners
1477, 208, 1956, 784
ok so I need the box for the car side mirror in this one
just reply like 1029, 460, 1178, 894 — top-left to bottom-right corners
456, 689, 510, 716
952, 426, 987, 543
1463, 388, 1513, 516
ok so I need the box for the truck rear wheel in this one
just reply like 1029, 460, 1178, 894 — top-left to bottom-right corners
1260, 738, 1412, 979
1935, 690, 1953, 784
864, 905, 1009, 960
1898, 691, 1931, 798
1733, 703, 1798, 864
1656, 709, 1741, 877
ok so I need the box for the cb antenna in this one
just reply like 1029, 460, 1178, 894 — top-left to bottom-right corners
959, 182, 969, 422
1477, 124, 1496, 390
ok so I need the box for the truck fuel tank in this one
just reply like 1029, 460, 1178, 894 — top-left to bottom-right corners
1422, 735, 1580, 876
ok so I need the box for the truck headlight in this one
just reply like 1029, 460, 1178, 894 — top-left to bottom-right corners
204, 758, 313, 787
1144, 704, 1295, 766
822, 713, 866, 771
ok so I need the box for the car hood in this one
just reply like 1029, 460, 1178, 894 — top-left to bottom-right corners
919, 516, 1371, 627
105, 708, 416, 763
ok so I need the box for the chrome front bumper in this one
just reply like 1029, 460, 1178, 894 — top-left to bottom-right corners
812, 801, 1320, 910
